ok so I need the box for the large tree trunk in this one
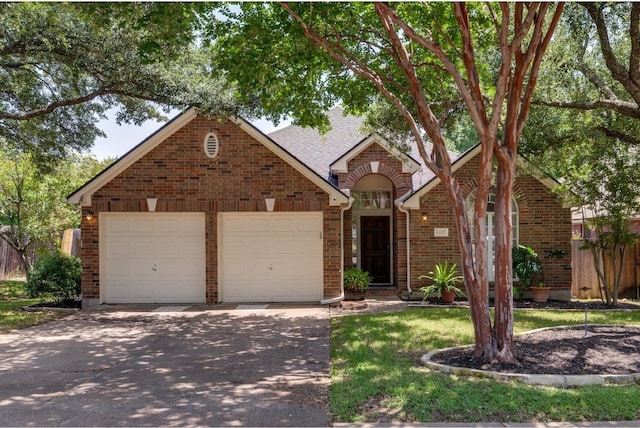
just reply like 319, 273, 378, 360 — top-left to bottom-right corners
441, 174, 494, 358
492, 152, 516, 362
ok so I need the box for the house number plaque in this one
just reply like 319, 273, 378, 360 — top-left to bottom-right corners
433, 228, 449, 237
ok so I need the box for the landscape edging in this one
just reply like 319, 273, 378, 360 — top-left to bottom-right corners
420, 324, 640, 387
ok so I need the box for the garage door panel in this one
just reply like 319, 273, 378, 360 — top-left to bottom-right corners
102, 213, 205, 304
131, 219, 155, 234
297, 217, 321, 231
156, 284, 203, 302
105, 240, 133, 258
108, 218, 133, 233
220, 212, 323, 303
160, 260, 204, 279
106, 284, 132, 301
156, 239, 204, 258
131, 285, 156, 300
132, 240, 156, 256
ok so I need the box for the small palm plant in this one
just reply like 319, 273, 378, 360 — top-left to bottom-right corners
418, 262, 465, 302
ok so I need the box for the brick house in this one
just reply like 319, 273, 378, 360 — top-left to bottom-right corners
67, 107, 572, 306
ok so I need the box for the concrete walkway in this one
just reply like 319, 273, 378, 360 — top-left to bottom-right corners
0, 304, 330, 427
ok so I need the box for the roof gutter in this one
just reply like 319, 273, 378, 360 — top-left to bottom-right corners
321, 196, 355, 305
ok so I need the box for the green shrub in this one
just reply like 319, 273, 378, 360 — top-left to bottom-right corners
26, 252, 81, 303
343, 267, 372, 291
512, 244, 543, 288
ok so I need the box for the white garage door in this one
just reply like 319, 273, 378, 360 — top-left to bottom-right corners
219, 212, 323, 303
101, 213, 206, 304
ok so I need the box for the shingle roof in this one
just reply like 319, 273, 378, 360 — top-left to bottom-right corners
268, 108, 368, 186
268, 106, 456, 192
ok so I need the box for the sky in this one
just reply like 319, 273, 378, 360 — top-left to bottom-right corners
91, 109, 289, 160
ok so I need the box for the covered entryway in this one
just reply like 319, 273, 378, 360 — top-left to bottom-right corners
351, 174, 393, 285
219, 212, 323, 302
100, 213, 206, 303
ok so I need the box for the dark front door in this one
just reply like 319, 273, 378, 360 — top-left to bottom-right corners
360, 216, 391, 284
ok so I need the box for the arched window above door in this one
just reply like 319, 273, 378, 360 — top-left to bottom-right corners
352, 174, 393, 209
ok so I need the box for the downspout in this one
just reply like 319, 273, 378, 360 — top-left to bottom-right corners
321, 196, 355, 305
396, 201, 413, 294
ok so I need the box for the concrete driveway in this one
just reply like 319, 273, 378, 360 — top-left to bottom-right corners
0, 304, 330, 427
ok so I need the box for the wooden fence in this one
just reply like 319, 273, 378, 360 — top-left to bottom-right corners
572, 239, 640, 299
60, 229, 81, 258
0, 238, 25, 279
0, 229, 80, 280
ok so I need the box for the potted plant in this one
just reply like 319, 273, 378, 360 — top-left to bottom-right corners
530, 281, 551, 303
343, 267, 372, 300
418, 262, 465, 303
512, 245, 548, 302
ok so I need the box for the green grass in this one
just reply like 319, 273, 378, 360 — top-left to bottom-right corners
0, 279, 70, 333
0, 279, 28, 300
330, 307, 640, 423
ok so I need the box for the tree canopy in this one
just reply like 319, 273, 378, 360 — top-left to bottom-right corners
0, 150, 113, 271
529, 2, 640, 149
0, 2, 237, 167
519, 2, 640, 306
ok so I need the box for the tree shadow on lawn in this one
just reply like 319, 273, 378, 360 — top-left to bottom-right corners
330, 306, 640, 423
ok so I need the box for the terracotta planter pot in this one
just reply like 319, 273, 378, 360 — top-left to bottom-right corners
344, 290, 366, 301
530, 287, 551, 303
441, 289, 457, 303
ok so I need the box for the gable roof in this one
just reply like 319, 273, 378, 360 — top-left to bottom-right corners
329, 133, 421, 176
268, 108, 368, 186
269, 106, 453, 190
401, 145, 563, 209
66, 108, 348, 207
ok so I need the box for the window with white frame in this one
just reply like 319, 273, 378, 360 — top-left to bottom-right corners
465, 189, 518, 282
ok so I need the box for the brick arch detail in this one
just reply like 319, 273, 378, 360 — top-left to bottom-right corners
460, 179, 478, 199
459, 179, 529, 214
512, 183, 530, 215
343, 164, 411, 195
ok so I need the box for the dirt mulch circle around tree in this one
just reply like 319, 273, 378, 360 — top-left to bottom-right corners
415, 298, 640, 311
418, 299, 640, 376
431, 324, 640, 375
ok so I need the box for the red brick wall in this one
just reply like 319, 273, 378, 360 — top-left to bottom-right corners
338, 143, 413, 195
338, 142, 412, 291
411, 155, 572, 292
81, 115, 342, 303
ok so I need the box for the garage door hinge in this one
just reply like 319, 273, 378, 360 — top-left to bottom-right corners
320, 231, 323, 239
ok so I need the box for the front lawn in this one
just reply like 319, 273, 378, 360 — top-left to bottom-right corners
0, 280, 71, 333
331, 307, 640, 423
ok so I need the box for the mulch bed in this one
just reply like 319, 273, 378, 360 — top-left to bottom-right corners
25, 300, 82, 309
375, 297, 640, 376
419, 298, 640, 311
431, 325, 640, 375
423, 299, 640, 375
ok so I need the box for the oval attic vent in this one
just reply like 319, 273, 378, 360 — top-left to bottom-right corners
203, 132, 219, 158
